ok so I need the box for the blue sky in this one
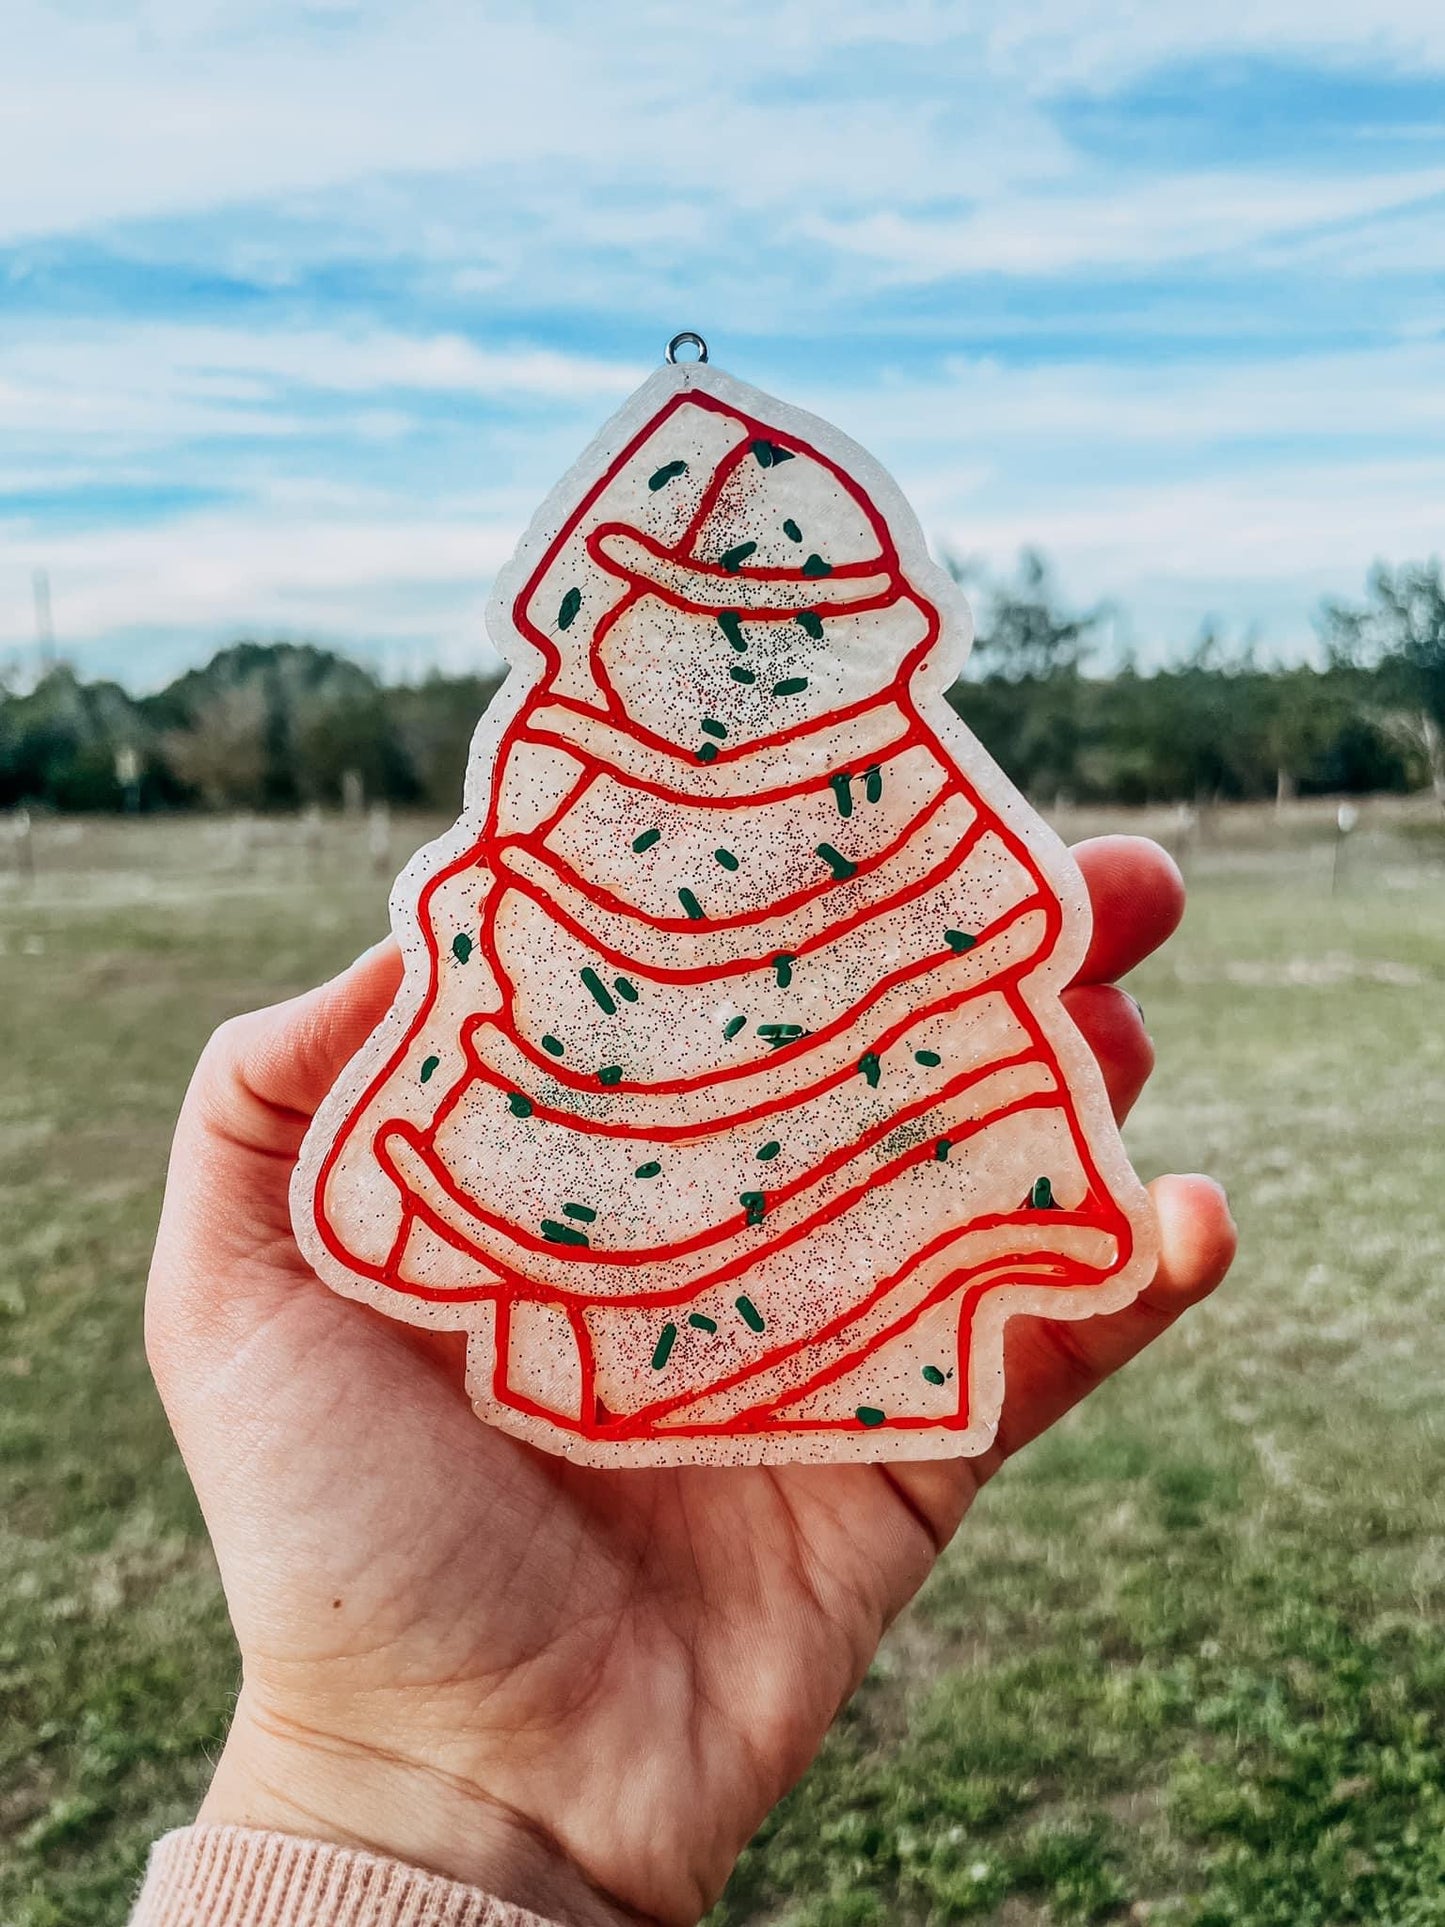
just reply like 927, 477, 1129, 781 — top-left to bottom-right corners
2, 1, 1443, 688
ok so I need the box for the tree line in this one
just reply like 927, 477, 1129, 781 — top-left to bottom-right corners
2, 557, 1442, 814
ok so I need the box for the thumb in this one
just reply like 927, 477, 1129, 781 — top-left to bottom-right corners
188, 938, 405, 1142
146, 939, 405, 1384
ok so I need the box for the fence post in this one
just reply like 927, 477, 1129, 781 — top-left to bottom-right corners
11, 808, 35, 884
1332, 801, 1359, 896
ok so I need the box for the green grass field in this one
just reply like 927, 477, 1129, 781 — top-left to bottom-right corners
2, 803, 1443, 1926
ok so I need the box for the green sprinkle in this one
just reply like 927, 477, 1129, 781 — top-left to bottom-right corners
739, 1194, 767, 1229
541, 1034, 565, 1057
701, 716, 728, 739
562, 1202, 596, 1224
678, 887, 704, 920
648, 459, 687, 491
858, 1050, 881, 1089
751, 439, 794, 466
580, 967, 616, 1015
772, 953, 794, 988
736, 1292, 766, 1328
719, 540, 757, 573
756, 1141, 781, 1161
773, 676, 809, 697
723, 1013, 747, 1040
922, 1365, 947, 1386
697, 742, 719, 763
914, 1049, 942, 1067
651, 1322, 678, 1369
782, 517, 802, 542
865, 765, 883, 803
632, 827, 661, 853
714, 848, 739, 871
598, 1064, 623, 1085
795, 610, 824, 641
688, 1312, 717, 1333
507, 1091, 533, 1117
557, 587, 582, 631
935, 1138, 952, 1161
718, 610, 747, 651
635, 1160, 662, 1179
757, 1022, 806, 1047
856, 1406, 886, 1428
452, 932, 473, 964
945, 929, 977, 954
729, 665, 756, 684
802, 553, 833, 577
541, 1219, 589, 1246
829, 771, 853, 817
1031, 1176, 1057, 1210
816, 841, 857, 880
613, 976, 639, 1003
420, 1055, 439, 1083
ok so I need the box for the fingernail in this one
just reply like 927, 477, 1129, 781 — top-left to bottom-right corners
1125, 992, 1146, 1026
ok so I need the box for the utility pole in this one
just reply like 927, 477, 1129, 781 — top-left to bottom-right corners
33, 569, 56, 672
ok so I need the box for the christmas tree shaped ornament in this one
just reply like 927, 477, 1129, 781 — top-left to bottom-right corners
291, 334, 1158, 1467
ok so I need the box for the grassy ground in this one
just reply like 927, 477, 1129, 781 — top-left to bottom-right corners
2, 802, 1442, 1926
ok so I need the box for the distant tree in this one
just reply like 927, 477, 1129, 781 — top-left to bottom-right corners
160, 683, 270, 809
389, 673, 505, 811
0, 666, 154, 810
934, 564, 1407, 807
1323, 562, 1445, 808
152, 641, 414, 810
1253, 666, 1349, 803
965, 548, 1100, 681
0, 568, 1431, 815
291, 685, 416, 809
944, 550, 1104, 802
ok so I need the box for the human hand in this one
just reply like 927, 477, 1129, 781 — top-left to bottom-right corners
145, 834, 1235, 1927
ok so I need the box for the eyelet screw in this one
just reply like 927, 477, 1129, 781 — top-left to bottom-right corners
665, 331, 709, 365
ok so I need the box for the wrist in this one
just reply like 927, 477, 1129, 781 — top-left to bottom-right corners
199, 1690, 650, 1927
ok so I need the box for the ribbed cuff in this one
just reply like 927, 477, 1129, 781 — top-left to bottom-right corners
130, 1826, 564, 1927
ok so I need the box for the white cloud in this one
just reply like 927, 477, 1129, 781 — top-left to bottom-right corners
7, 357, 1439, 677
790, 346, 1445, 653
8, 0, 1443, 249
0, 502, 515, 675
806, 167, 1445, 279
0, 326, 641, 452
9, 316, 1441, 476
3, 1, 1442, 681
0, 5, 999, 244
979, 0, 1445, 89
856, 340, 1445, 454
9, 444, 1432, 680
938, 458, 1445, 589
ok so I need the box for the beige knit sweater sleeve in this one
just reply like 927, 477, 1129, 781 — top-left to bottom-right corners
130, 1827, 565, 1927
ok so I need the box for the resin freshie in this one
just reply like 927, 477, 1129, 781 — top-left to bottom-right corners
292, 360, 1157, 1466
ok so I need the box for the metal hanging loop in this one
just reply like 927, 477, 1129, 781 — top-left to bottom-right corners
665, 331, 709, 365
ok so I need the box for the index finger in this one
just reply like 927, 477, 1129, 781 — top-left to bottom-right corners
1071, 835, 1185, 985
